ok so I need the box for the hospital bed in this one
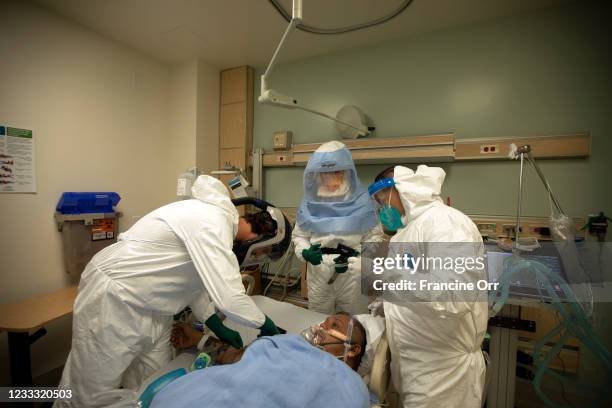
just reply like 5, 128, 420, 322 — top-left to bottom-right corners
139, 295, 391, 406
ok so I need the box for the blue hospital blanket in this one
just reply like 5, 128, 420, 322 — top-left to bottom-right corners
151, 334, 370, 408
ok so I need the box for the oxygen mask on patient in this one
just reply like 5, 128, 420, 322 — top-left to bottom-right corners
301, 318, 355, 362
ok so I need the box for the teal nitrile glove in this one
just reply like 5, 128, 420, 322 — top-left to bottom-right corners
259, 315, 281, 337
205, 314, 243, 349
302, 244, 323, 265
333, 255, 349, 273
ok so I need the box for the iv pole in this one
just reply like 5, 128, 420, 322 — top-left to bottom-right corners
512, 144, 567, 252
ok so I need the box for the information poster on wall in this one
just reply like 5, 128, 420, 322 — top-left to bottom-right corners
0, 125, 36, 193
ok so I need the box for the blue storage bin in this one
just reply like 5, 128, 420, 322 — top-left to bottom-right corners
56, 192, 121, 214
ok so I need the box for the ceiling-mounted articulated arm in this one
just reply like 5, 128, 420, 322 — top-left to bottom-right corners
259, 0, 370, 136
260, 5, 300, 97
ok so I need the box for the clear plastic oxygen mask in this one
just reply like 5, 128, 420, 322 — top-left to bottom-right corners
301, 318, 355, 361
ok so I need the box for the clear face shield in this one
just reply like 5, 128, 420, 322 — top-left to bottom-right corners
306, 170, 353, 201
238, 243, 278, 267
368, 178, 404, 232
301, 317, 356, 362
231, 204, 292, 268
317, 170, 350, 198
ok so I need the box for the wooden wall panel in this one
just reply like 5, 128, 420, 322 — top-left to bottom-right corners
221, 66, 247, 104
219, 66, 253, 184
219, 103, 246, 149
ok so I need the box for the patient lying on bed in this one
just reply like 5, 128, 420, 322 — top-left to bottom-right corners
152, 313, 370, 408
172, 312, 366, 370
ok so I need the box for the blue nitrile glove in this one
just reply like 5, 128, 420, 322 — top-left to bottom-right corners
205, 314, 243, 349
259, 315, 281, 337
302, 244, 323, 265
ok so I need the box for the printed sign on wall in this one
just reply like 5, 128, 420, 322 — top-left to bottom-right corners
0, 125, 36, 193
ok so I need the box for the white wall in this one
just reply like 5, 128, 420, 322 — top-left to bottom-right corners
166, 60, 220, 178
0, 1, 219, 384
167, 61, 198, 178
196, 61, 220, 174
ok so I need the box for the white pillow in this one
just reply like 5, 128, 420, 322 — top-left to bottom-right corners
353, 314, 385, 377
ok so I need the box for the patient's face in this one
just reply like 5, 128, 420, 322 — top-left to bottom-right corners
202, 314, 361, 368
318, 314, 353, 357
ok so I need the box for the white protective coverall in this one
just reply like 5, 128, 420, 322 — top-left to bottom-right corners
293, 224, 383, 315
54, 175, 266, 407
293, 141, 383, 315
385, 165, 488, 408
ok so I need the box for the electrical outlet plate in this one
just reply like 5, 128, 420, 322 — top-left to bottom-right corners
480, 144, 500, 154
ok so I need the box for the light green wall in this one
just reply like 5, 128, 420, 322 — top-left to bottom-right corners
254, 1, 612, 394
254, 0, 611, 220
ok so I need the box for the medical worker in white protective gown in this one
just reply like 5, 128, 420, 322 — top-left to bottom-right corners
293, 141, 383, 314
54, 175, 283, 407
363, 165, 488, 408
